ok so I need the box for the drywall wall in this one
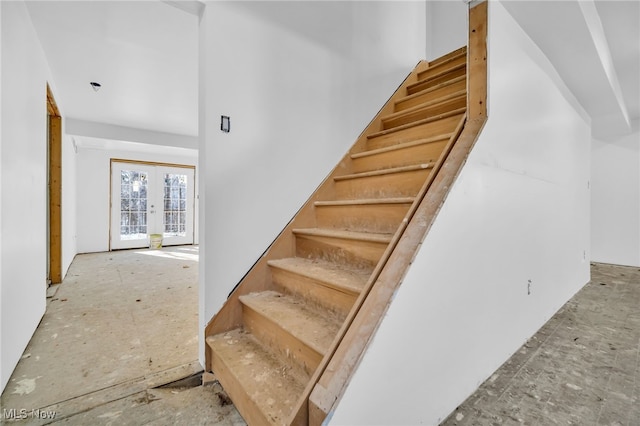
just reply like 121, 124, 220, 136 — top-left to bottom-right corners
75, 140, 198, 254
62, 134, 77, 276
591, 123, 640, 267
0, 1, 56, 393
330, 2, 591, 424
67, 118, 198, 150
426, 0, 467, 61
0, 0, 4, 395
198, 0, 426, 363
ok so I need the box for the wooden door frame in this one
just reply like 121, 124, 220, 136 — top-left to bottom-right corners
47, 84, 62, 284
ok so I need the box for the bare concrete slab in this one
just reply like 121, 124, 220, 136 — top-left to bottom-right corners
0, 246, 239, 424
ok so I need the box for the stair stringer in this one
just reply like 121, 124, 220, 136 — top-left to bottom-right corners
306, 2, 488, 424
203, 60, 430, 372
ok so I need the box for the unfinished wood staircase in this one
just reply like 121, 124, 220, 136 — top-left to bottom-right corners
205, 5, 488, 421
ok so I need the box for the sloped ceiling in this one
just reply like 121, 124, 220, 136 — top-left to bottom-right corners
502, 0, 639, 140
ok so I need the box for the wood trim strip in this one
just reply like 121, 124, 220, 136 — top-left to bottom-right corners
314, 198, 414, 207
334, 163, 434, 181
49, 115, 63, 284
110, 158, 196, 170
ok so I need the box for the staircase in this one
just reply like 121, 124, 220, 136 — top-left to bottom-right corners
205, 39, 485, 424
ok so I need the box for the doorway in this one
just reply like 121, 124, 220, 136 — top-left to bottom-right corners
110, 160, 195, 250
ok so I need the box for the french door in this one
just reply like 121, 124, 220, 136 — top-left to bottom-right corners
110, 161, 195, 250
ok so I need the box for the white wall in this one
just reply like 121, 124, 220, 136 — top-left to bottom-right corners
591, 123, 640, 267
331, 2, 591, 424
61, 133, 77, 277
199, 0, 427, 363
0, 1, 58, 392
426, 0, 467, 61
75, 140, 198, 254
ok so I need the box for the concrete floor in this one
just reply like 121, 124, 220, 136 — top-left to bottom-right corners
1, 246, 244, 425
3, 256, 638, 425
442, 262, 640, 426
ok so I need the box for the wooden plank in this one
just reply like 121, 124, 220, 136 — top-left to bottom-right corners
241, 291, 342, 376
208, 331, 305, 426
382, 92, 467, 129
407, 64, 466, 95
49, 115, 62, 284
334, 166, 432, 200
111, 158, 195, 170
351, 137, 449, 173
395, 76, 466, 112
269, 258, 366, 317
417, 51, 467, 81
427, 45, 467, 67
294, 229, 391, 271
315, 199, 412, 234
38, 361, 203, 423
366, 110, 465, 150
468, 0, 488, 120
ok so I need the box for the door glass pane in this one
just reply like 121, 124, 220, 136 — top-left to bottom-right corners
163, 173, 187, 237
119, 170, 148, 240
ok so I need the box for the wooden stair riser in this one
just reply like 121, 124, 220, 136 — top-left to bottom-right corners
407, 65, 466, 95
241, 303, 323, 377
270, 266, 357, 318
315, 202, 410, 234
352, 138, 449, 173
428, 45, 467, 67
396, 77, 466, 112
382, 94, 467, 130
207, 333, 305, 426
334, 167, 431, 200
294, 233, 388, 271
417, 52, 466, 82
209, 347, 272, 425
367, 112, 463, 150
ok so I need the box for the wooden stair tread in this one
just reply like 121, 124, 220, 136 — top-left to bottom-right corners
395, 75, 466, 107
292, 228, 393, 244
335, 163, 434, 181
428, 45, 467, 67
315, 197, 414, 207
206, 329, 306, 426
268, 257, 369, 295
408, 62, 466, 92
352, 134, 452, 160
240, 291, 342, 356
383, 90, 467, 122
367, 108, 466, 140
418, 49, 467, 79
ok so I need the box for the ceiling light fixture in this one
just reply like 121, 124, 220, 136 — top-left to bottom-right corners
89, 81, 102, 92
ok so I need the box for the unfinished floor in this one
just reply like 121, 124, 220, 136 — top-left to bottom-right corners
1, 246, 244, 425
2, 256, 638, 425
442, 262, 640, 426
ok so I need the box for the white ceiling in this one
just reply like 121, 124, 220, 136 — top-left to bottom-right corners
26, 1, 199, 138
24, 1, 639, 145
502, 0, 639, 140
